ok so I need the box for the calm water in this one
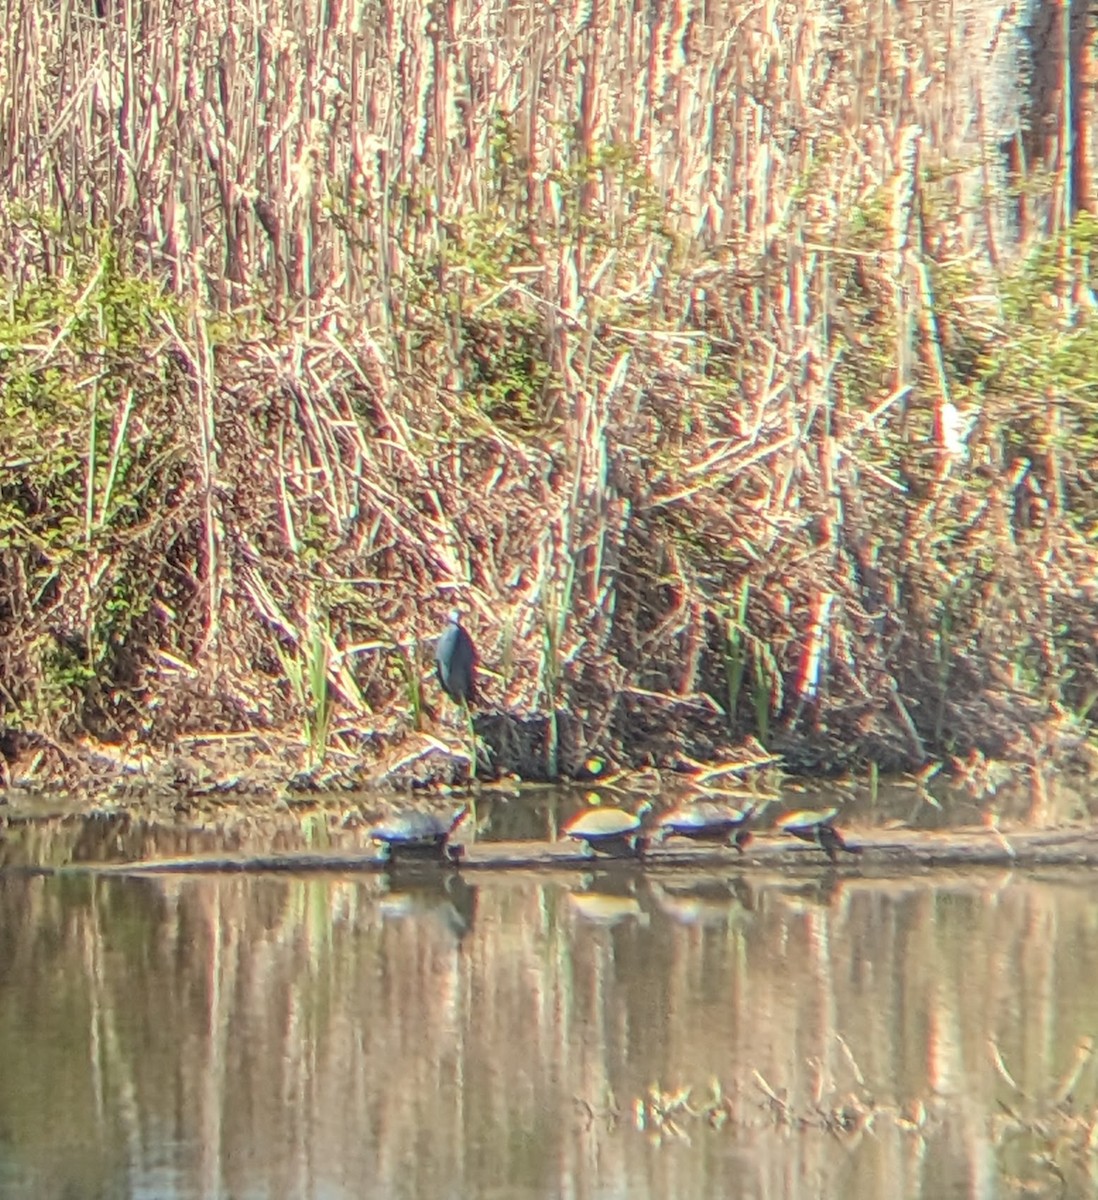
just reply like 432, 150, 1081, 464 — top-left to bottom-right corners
2, 852, 1098, 1199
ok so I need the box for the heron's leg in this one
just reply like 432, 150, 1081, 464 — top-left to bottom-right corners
459, 699, 479, 832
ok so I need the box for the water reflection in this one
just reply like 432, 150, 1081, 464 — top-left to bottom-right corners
567, 875, 648, 927
646, 875, 757, 927
378, 872, 479, 941
2, 866, 1098, 1198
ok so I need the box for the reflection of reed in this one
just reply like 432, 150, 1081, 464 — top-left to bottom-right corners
2, 871, 1098, 1197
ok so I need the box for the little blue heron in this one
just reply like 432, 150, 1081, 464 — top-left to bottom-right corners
435, 608, 478, 706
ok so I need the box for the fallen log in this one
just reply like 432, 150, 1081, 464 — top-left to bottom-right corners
36, 822, 1098, 876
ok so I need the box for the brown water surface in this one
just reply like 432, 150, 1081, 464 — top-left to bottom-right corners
2, 832, 1098, 1199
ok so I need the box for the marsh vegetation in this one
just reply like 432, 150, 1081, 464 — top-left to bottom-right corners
0, 0, 1095, 790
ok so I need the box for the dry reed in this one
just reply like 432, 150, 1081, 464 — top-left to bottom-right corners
0, 0, 1095, 778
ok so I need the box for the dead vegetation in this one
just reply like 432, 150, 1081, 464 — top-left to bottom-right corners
620, 1037, 1098, 1195
0, 0, 1095, 785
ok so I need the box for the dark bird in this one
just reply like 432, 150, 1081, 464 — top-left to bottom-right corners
435, 608, 478, 706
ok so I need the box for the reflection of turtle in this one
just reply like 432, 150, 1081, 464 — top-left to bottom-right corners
775, 808, 860, 862
379, 874, 478, 939
568, 890, 646, 926
654, 801, 755, 853
370, 808, 466, 863
564, 808, 646, 858
647, 878, 753, 927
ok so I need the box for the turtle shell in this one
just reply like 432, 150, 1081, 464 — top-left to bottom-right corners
775, 807, 859, 861
564, 808, 643, 844
774, 807, 838, 835
657, 801, 753, 838
371, 808, 465, 849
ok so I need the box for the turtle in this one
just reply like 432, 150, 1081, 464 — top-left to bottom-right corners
774, 808, 860, 862
370, 807, 466, 864
654, 800, 755, 853
564, 808, 647, 858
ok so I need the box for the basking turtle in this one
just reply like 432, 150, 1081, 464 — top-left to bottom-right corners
775, 808, 860, 862
370, 807, 466, 864
564, 808, 647, 858
654, 801, 755, 853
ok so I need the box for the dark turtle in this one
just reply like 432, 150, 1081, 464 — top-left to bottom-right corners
775, 808, 860, 862
654, 801, 755, 853
370, 807, 466, 864
436, 609, 478, 706
564, 808, 646, 858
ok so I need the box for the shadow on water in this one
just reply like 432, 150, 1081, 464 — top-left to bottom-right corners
2, 855, 1098, 1198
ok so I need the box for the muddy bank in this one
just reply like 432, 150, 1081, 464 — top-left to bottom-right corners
2, 714, 1091, 821
0, 719, 790, 805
